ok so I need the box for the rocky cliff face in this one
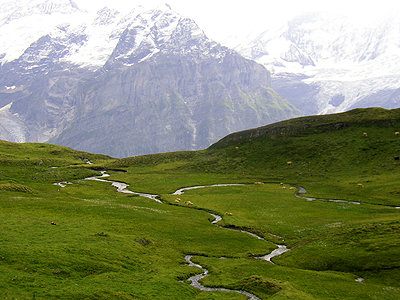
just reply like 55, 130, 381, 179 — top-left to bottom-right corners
0, 1, 300, 157
53, 51, 293, 157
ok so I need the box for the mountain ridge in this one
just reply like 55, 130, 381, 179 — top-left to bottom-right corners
230, 12, 400, 115
0, 1, 300, 157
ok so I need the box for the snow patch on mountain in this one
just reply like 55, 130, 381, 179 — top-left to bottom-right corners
0, 0, 300, 157
0, 0, 82, 25
0, 102, 27, 142
0, 1, 215, 69
232, 12, 400, 114
105, 3, 222, 68
53, 7, 140, 68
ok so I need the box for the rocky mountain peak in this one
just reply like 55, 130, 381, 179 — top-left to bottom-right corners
232, 11, 400, 115
93, 7, 120, 26
1, 2, 215, 69
152, 3, 173, 13
106, 4, 214, 68
1, 0, 82, 25
0, 2, 300, 157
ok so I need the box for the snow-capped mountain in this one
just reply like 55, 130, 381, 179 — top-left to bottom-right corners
0, 1, 227, 71
231, 12, 400, 115
0, 1, 299, 157
0, 0, 86, 64
104, 4, 224, 69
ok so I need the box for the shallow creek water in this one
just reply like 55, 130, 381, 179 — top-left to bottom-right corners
83, 174, 291, 299
294, 185, 361, 205
85, 172, 162, 203
185, 255, 261, 300
50, 173, 391, 295
60, 174, 385, 294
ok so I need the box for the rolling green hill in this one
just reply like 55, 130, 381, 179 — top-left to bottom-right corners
195, 107, 400, 206
1, 107, 400, 299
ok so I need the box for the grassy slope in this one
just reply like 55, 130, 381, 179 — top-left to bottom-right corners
200, 107, 400, 206
1, 107, 400, 299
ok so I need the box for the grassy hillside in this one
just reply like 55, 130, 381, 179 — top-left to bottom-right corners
191, 107, 400, 206
1, 107, 400, 299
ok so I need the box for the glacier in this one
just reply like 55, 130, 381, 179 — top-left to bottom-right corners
229, 12, 400, 115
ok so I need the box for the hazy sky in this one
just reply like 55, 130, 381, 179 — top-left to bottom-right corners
72, 0, 400, 42
2, 0, 398, 43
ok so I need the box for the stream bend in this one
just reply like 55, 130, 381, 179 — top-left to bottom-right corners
294, 185, 361, 205
185, 255, 260, 300
80, 174, 397, 297
85, 172, 161, 203
85, 175, 291, 263
84, 174, 290, 299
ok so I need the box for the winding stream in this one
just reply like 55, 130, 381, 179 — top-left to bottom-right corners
85, 174, 291, 262
85, 172, 162, 203
79, 174, 399, 297
185, 255, 260, 300
173, 184, 245, 195
210, 216, 289, 263
294, 185, 361, 205
82, 174, 291, 299
294, 185, 400, 210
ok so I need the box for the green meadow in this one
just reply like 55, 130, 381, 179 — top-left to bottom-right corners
1, 107, 400, 299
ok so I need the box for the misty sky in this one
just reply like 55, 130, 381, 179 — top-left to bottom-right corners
71, 0, 400, 42
1, 0, 399, 44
